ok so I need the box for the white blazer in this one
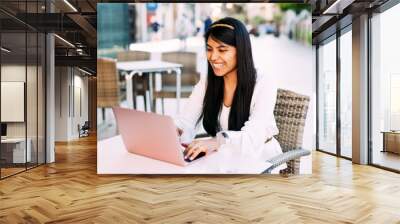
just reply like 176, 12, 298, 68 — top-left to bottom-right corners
174, 73, 284, 162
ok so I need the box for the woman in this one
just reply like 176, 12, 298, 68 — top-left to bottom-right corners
175, 17, 283, 163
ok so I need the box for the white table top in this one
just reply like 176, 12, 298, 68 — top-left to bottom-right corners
97, 135, 272, 174
116, 60, 183, 73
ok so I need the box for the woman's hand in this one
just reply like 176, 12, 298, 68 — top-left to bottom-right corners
183, 138, 219, 161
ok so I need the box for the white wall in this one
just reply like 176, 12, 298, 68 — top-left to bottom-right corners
1, 82, 25, 122
71, 73, 89, 138
54, 67, 89, 141
1, 65, 26, 144
1, 66, 25, 128
1, 65, 38, 138
55, 66, 69, 141
1, 64, 46, 164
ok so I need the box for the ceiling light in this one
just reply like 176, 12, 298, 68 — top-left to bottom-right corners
63, 0, 78, 12
76, 48, 84, 55
54, 34, 75, 48
323, 0, 341, 14
1, 47, 11, 53
78, 67, 92, 76
323, 0, 354, 15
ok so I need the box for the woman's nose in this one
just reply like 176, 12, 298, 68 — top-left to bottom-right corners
209, 51, 219, 61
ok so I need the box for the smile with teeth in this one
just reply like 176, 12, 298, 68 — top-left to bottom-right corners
212, 63, 224, 69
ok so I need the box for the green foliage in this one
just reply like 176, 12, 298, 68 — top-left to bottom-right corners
278, 3, 310, 14
273, 13, 283, 24
251, 15, 267, 26
307, 31, 312, 45
232, 14, 247, 24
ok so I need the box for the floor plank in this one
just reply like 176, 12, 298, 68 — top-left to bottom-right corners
0, 134, 400, 223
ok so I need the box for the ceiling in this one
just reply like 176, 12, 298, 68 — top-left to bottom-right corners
310, 0, 390, 44
0, 0, 97, 74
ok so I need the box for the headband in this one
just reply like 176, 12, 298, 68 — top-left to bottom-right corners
210, 23, 234, 30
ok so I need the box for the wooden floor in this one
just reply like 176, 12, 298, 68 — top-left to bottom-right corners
1, 134, 400, 223
372, 150, 400, 171
1, 167, 26, 178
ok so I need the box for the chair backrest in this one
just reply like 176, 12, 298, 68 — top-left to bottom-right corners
97, 58, 120, 108
117, 51, 151, 61
273, 89, 310, 153
161, 51, 199, 86
82, 121, 90, 129
273, 89, 310, 174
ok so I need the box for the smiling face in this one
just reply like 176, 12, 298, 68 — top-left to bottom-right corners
206, 36, 237, 77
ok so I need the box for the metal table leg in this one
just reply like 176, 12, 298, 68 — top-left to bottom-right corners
175, 68, 182, 113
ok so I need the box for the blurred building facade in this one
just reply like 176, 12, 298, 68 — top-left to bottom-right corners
98, 3, 136, 58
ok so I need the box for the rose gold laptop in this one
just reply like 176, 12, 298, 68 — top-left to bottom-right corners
112, 107, 204, 166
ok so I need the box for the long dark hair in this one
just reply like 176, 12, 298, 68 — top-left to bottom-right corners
198, 17, 257, 136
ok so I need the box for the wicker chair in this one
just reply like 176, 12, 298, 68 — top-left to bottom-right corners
153, 51, 200, 113
117, 51, 151, 110
263, 89, 311, 175
117, 51, 150, 61
97, 58, 120, 120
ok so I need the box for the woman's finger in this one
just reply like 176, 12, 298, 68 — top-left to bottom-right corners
189, 146, 206, 161
184, 143, 198, 159
184, 141, 198, 153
